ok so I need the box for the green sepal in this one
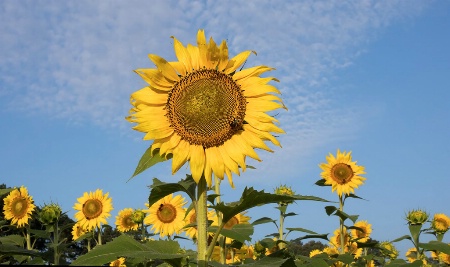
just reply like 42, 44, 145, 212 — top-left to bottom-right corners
70, 234, 193, 266
129, 146, 171, 181
148, 175, 197, 206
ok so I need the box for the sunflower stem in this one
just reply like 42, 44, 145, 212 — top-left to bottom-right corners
339, 195, 345, 255
278, 203, 285, 241
196, 176, 208, 266
97, 226, 102, 246
25, 226, 32, 250
214, 176, 226, 264
54, 221, 60, 265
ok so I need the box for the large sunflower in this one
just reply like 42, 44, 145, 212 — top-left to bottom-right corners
319, 150, 366, 196
2, 186, 36, 227
73, 189, 113, 231
144, 194, 186, 237
115, 208, 139, 232
126, 29, 285, 187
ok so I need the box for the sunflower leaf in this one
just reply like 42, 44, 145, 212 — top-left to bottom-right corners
252, 217, 277, 226
209, 224, 254, 243
148, 175, 197, 206
419, 241, 450, 254
212, 188, 331, 224
70, 234, 193, 266
129, 146, 169, 181
315, 179, 330, 187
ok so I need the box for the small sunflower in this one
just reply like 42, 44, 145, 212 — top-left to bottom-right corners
379, 241, 399, 260
351, 220, 372, 242
126, 29, 285, 188
110, 257, 126, 267
222, 212, 251, 230
183, 209, 215, 239
115, 208, 139, 232
319, 150, 366, 196
431, 213, 450, 234
2, 186, 36, 227
309, 249, 322, 258
72, 222, 88, 241
144, 194, 186, 237
73, 189, 113, 231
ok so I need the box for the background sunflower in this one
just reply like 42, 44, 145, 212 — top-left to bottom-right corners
2, 186, 35, 227
73, 189, 113, 231
115, 208, 138, 232
144, 194, 186, 237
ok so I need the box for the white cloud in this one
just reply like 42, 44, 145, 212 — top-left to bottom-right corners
0, 0, 428, 144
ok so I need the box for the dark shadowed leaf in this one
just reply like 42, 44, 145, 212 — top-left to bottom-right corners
148, 175, 197, 206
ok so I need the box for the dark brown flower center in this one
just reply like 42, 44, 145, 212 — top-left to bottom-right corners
11, 197, 28, 218
122, 214, 135, 229
331, 163, 354, 184
156, 204, 177, 223
82, 199, 103, 220
167, 69, 246, 148
224, 216, 239, 229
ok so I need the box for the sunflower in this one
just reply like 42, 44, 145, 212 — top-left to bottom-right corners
2, 186, 36, 227
144, 194, 186, 237
431, 213, 450, 234
351, 220, 372, 242
72, 222, 88, 241
115, 208, 139, 232
110, 257, 126, 267
126, 29, 285, 188
222, 212, 251, 230
73, 189, 113, 231
319, 150, 366, 196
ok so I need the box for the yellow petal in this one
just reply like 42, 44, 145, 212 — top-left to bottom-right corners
243, 124, 281, 147
245, 116, 285, 134
148, 54, 180, 82
189, 145, 205, 183
225, 50, 255, 74
142, 125, 174, 140
135, 69, 173, 91
187, 44, 200, 70
246, 98, 284, 112
223, 139, 247, 171
205, 146, 225, 180
160, 133, 181, 155
240, 130, 273, 152
217, 40, 229, 71
197, 29, 210, 69
245, 110, 279, 123
218, 145, 240, 175
169, 61, 186, 76
231, 134, 261, 161
130, 87, 168, 105
172, 36, 193, 72
242, 84, 281, 98
233, 65, 274, 81
172, 139, 190, 174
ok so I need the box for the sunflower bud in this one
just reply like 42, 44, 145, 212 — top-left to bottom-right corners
431, 213, 450, 234
38, 203, 62, 225
274, 184, 295, 205
131, 209, 146, 224
406, 209, 428, 225
254, 241, 266, 254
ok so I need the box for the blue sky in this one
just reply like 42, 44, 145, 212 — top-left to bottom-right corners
1, 0, 449, 258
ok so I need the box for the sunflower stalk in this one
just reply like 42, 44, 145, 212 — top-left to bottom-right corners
214, 176, 226, 264
196, 176, 208, 266
339, 195, 345, 255
278, 203, 286, 241
53, 221, 60, 265
97, 226, 102, 246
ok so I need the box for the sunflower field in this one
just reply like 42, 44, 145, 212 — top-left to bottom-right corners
1, 30, 450, 267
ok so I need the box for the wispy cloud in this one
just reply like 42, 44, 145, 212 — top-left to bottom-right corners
0, 0, 427, 145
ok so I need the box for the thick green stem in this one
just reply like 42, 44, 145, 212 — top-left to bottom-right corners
25, 226, 32, 250
339, 195, 345, 255
196, 176, 208, 266
97, 226, 102, 246
279, 204, 285, 241
141, 223, 146, 241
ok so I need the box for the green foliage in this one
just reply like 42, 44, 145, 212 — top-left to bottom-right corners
130, 146, 171, 181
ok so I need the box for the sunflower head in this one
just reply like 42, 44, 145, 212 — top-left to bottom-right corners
406, 209, 428, 225
351, 220, 372, 243
73, 189, 113, 231
127, 29, 285, 187
38, 203, 62, 225
2, 186, 36, 228
144, 194, 187, 237
72, 222, 88, 241
309, 249, 323, 258
115, 208, 139, 233
319, 150, 366, 197
379, 241, 399, 260
131, 209, 146, 224
431, 213, 450, 234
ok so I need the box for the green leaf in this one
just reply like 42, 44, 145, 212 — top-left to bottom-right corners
129, 146, 170, 181
344, 193, 366, 201
0, 188, 13, 196
209, 224, 254, 243
314, 179, 330, 186
71, 234, 192, 266
283, 212, 298, 218
293, 234, 329, 241
211, 187, 326, 223
252, 217, 276, 226
419, 240, 450, 254
285, 227, 317, 235
148, 175, 197, 206
324, 206, 358, 223
0, 234, 24, 247
336, 253, 354, 264
391, 235, 412, 243
0, 244, 40, 256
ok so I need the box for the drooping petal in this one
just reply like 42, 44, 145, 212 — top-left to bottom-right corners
189, 145, 205, 183
233, 65, 274, 81
148, 54, 180, 82
172, 139, 190, 174
205, 146, 225, 180
224, 50, 255, 74
172, 36, 193, 72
